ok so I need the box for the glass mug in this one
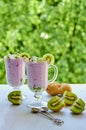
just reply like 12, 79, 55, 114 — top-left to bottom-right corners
4, 54, 26, 98
26, 60, 58, 107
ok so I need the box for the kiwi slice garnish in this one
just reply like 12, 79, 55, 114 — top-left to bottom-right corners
42, 53, 54, 64
20, 52, 30, 59
38, 57, 44, 62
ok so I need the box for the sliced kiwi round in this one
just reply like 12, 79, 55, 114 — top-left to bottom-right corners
20, 52, 30, 59
37, 57, 44, 62
42, 53, 54, 64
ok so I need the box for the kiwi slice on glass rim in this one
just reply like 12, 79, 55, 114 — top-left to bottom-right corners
20, 52, 30, 60
38, 57, 44, 62
42, 53, 55, 64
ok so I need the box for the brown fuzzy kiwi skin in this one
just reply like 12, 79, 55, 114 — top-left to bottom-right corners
46, 82, 61, 96
60, 84, 72, 94
46, 82, 72, 96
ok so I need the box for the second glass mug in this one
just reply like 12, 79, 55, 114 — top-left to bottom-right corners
26, 60, 58, 107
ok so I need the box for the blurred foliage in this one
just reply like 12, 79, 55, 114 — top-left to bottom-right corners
0, 0, 86, 84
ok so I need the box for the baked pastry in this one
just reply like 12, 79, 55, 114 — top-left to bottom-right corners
70, 98, 85, 114
46, 82, 72, 96
8, 91, 22, 105
63, 91, 77, 105
47, 96, 65, 112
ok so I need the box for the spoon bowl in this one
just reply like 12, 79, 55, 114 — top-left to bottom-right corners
31, 107, 39, 113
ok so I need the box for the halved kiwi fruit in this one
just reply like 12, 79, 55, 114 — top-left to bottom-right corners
70, 98, 85, 114
63, 91, 78, 105
47, 96, 65, 112
8, 91, 22, 105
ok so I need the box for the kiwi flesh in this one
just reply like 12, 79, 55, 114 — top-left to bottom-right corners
20, 52, 30, 59
70, 98, 85, 114
42, 53, 54, 64
47, 96, 65, 111
63, 91, 77, 105
8, 91, 22, 105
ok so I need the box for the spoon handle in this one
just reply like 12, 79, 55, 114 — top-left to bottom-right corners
39, 111, 64, 126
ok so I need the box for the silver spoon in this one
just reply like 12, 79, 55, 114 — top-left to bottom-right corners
31, 107, 64, 126
41, 107, 64, 125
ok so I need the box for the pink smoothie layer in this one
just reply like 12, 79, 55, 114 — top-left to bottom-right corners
4, 55, 25, 87
26, 61, 48, 92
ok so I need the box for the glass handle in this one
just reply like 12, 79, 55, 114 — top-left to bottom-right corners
48, 64, 58, 83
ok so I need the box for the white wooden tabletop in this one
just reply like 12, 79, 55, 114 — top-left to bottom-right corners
0, 84, 86, 130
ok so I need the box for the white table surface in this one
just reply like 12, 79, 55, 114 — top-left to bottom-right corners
0, 84, 86, 130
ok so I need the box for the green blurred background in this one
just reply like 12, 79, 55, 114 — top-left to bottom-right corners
0, 0, 86, 84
